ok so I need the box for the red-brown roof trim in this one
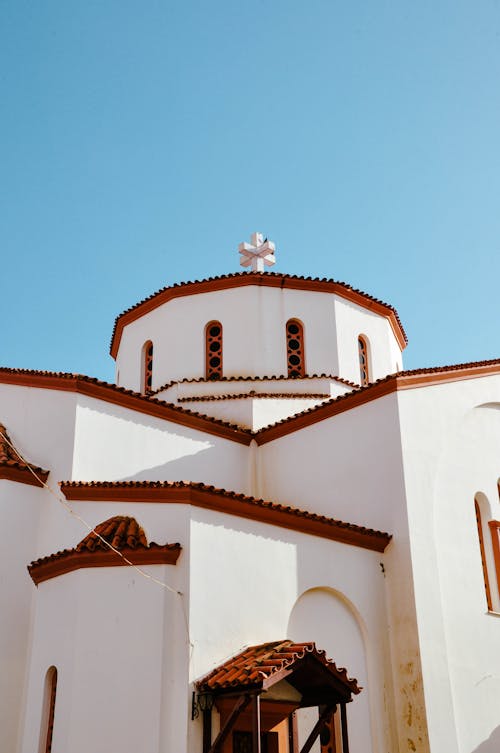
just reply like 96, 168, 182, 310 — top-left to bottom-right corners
0, 423, 49, 487
28, 543, 181, 585
178, 392, 330, 402
110, 272, 408, 358
0, 464, 49, 488
0, 368, 252, 445
255, 358, 500, 443
60, 480, 392, 553
28, 514, 181, 585
1, 358, 498, 448
152, 373, 357, 394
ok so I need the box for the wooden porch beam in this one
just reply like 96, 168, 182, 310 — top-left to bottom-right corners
298, 705, 335, 753
252, 693, 261, 753
207, 694, 251, 753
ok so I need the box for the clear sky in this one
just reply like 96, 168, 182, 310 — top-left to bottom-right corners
1, 1, 499, 383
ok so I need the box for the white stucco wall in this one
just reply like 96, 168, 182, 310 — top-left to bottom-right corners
0, 482, 44, 753
71, 394, 249, 487
0, 384, 78, 753
397, 374, 500, 753
188, 507, 395, 753
257, 392, 430, 752
21, 502, 190, 753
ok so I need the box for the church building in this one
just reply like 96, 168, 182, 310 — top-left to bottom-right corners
1, 233, 499, 753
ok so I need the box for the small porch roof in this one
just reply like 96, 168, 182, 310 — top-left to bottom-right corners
197, 640, 361, 706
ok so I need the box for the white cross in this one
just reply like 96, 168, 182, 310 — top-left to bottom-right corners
238, 232, 276, 272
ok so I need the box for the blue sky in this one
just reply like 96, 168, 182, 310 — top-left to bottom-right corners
1, 1, 499, 383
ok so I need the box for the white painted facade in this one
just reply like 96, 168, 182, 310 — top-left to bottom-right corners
0, 261, 499, 753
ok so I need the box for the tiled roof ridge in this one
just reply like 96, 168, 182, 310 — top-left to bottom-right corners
177, 392, 331, 402
75, 515, 149, 552
252, 356, 500, 435
29, 540, 179, 570
27, 514, 182, 584
196, 639, 361, 694
60, 479, 391, 541
151, 373, 357, 394
396, 356, 500, 376
0, 422, 49, 477
0, 367, 253, 437
110, 271, 407, 356
28, 541, 181, 585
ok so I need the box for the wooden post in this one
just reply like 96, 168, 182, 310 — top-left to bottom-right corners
340, 703, 349, 753
252, 694, 261, 753
202, 709, 212, 753
208, 695, 251, 753
288, 711, 299, 753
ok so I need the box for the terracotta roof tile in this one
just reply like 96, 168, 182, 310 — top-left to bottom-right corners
60, 480, 392, 552
75, 516, 149, 552
197, 639, 361, 695
151, 373, 357, 395
178, 392, 331, 402
109, 271, 408, 358
28, 515, 181, 585
0, 423, 49, 487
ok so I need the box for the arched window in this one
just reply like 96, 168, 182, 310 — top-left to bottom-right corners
39, 666, 57, 753
142, 341, 153, 394
286, 319, 305, 378
205, 321, 223, 380
358, 336, 370, 386
475, 496, 492, 611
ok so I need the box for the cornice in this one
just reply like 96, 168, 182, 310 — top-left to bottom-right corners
0, 464, 49, 488
0, 368, 252, 445
28, 543, 181, 586
1, 359, 498, 448
60, 480, 392, 553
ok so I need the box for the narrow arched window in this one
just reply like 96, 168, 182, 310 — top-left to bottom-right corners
475, 498, 492, 611
142, 341, 153, 394
39, 666, 57, 753
286, 319, 305, 377
205, 321, 223, 380
358, 336, 370, 386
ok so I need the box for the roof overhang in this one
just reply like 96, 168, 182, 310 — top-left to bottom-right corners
109, 272, 408, 359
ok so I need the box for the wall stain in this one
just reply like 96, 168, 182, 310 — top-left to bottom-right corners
398, 659, 429, 752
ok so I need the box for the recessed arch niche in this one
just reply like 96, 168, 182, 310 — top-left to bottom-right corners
287, 586, 373, 753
